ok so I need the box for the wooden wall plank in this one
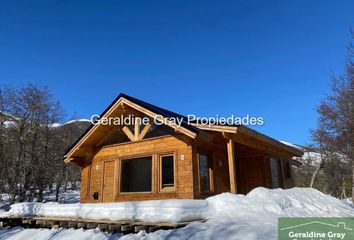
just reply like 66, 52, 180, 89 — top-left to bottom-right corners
81, 135, 194, 202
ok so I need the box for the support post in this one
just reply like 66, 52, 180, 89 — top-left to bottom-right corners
134, 117, 141, 141
227, 138, 237, 194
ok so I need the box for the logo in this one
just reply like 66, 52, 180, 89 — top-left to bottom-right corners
278, 218, 354, 240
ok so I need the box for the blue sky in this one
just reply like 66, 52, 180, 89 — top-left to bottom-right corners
0, 0, 353, 145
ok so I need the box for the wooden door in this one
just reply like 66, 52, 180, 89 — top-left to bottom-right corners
102, 161, 115, 202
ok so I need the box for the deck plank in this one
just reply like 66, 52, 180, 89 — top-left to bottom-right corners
0, 216, 206, 231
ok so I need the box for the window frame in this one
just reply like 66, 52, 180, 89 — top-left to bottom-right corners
284, 159, 292, 179
269, 156, 284, 188
197, 151, 214, 194
118, 154, 154, 195
158, 152, 176, 193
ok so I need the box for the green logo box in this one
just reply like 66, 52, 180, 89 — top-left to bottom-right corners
278, 217, 354, 240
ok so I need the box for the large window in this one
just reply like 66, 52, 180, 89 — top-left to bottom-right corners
199, 154, 212, 192
160, 155, 174, 189
120, 156, 152, 192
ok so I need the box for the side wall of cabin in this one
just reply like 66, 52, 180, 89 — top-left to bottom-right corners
80, 135, 194, 203
190, 135, 295, 198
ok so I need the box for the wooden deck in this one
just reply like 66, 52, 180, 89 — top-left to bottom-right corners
0, 216, 205, 234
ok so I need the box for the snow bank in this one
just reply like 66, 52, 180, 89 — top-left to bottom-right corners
134, 188, 354, 240
120, 188, 354, 240
206, 187, 354, 219
2, 187, 354, 239
7, 199, 208, 223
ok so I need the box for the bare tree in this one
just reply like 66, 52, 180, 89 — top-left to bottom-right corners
0, 83, 87, 203
311, 31, 354, 200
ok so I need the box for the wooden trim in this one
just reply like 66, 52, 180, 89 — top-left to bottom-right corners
96, 134, 191, 154
86, 165, 92, 197
152, 153, 157, 195
122, 126, 135, 142
100, 163, 104, 202
116, 157, 121, 198
89, 164, 95, 201
227, 138, 237, 194
134, 117, 141, 141
101, 135, 175, 149
209, 157, 214, 193
197, 152, 202, 193
191, 123, 237, 133
138, 122, 152, 140
114, 159, 118, 199
157, 152, 177, 193
121, 98, 197, 139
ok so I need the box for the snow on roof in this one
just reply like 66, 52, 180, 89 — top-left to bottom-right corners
279, 141, 306, 152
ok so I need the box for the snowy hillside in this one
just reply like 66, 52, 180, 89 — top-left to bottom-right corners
51, 119, 91, 128
280, 140, 322, 166
1, 112, 91, 129
1, 187, 354, 240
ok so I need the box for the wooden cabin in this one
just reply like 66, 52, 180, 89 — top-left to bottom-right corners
64, 94, 303, 203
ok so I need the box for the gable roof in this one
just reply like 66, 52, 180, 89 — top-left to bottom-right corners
64, 93, 200, 161
119, 93, 200, 134
64, 93, 303, 162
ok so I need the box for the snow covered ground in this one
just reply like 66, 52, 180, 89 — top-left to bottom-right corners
1, 187, 354, 240
41, 189, 81, 204
0, 188, 80, 213
4, 199, 207, 223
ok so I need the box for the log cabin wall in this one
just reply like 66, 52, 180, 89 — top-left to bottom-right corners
80, 135, 194, 203
80, 134, 296, 202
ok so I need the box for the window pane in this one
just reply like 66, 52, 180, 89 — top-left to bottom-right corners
199, 154, 210, 192
270, 157, 280, 188
161, 155, 174, 188
285, 161, 291, 178
121, 156, 152, 192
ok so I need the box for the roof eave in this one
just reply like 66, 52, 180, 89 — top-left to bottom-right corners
236, 126, 304, 157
